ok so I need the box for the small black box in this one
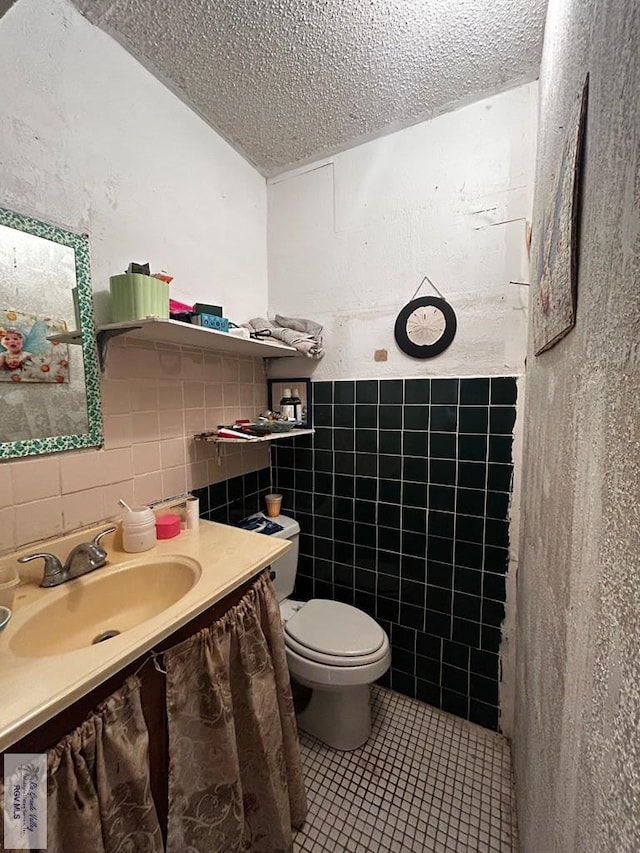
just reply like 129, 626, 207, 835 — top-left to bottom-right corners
193, 302, 223, 317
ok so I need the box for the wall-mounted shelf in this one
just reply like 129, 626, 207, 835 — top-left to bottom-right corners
96, 318, 299, 370
47, 330, 82, 345
194, 428, 315, 445
99, 318, 297, 357
53, 318, 299, 370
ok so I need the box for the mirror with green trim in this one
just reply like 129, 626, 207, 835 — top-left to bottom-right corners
0, 206, 103, 459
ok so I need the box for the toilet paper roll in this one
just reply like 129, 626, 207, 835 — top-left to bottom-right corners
186, 496, 200, 530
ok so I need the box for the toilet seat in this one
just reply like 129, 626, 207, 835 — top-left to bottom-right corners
284, 599, 387, 667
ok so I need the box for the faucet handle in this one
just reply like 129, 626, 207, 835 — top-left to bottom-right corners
92, 526, 117, 550
17, 552, 64, 588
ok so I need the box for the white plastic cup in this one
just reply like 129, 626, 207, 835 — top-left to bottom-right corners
0, 565, 19, 610
122, 506, 156, 553
264, 493, 283, 518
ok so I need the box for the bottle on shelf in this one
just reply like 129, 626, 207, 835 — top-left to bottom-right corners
291, 388, 303, 422
279, 388, 295, 420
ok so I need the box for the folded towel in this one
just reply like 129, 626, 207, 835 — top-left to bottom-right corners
274, 314, 323, 340
243, 315, 324, 359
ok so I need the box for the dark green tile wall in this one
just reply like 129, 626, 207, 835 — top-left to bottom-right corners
271, 376, 516, 732
194, 376, 516, 733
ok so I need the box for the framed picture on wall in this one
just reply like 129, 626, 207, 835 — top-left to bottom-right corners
533, 74, 589, 355
267, 378, 312, 428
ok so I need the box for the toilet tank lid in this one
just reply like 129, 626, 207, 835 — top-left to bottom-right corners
245, 512, 300, 539
285, 599, 385, 657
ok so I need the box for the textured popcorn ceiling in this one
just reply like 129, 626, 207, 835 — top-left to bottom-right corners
73, 0, 546, 176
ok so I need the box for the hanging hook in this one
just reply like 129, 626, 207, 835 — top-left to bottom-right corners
410, 275, 446, 302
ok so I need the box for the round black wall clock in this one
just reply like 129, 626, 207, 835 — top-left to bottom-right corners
394, 296, 457, 359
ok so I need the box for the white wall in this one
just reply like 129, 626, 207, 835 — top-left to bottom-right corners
515, 0, 640, 850
0, 0, 267, 324
267, 84, 537, 735
267, 82, 537, 382
0, 0, 271, 553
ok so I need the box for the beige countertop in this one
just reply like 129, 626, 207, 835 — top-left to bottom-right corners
0, 520, 289, 751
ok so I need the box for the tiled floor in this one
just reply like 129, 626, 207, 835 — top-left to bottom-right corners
294, 686, 517, 853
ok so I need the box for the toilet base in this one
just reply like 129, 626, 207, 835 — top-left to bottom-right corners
294, 681, 371, 751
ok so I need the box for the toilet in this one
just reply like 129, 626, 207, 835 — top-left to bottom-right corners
248, 513, 391, 751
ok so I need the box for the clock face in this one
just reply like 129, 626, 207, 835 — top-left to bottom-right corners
406, 303, 448, 346
394, 297, 457, 358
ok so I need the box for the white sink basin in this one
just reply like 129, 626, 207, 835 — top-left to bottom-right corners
9, 557, 201, 658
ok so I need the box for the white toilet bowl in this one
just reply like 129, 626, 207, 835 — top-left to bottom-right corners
242, 512, 391, 751
282, 598, 391, 750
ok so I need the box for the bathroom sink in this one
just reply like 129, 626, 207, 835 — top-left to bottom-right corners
9, 557, 201, 658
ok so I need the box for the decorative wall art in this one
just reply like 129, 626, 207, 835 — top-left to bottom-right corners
0, 308, 70, 383
533, 74, 589, 355
0, 206, 102, 458
394, 275, 457, 359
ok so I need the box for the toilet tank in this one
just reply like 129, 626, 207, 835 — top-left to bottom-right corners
265, 514, 300, 601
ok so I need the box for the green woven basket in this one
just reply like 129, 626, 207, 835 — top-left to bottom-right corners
109, 273, 169, 322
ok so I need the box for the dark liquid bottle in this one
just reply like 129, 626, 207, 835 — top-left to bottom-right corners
279, 387, 295, 420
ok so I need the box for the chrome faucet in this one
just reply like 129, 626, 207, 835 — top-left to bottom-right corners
18, 526, 117, 588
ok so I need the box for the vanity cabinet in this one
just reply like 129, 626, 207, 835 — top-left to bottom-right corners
2, 571, 262, 843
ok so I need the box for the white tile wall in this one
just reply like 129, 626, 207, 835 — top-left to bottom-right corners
11, 457, 60, 505
1, 338, 271, 552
